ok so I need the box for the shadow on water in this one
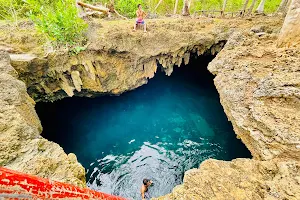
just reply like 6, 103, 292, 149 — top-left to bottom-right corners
36, 55, 251, 199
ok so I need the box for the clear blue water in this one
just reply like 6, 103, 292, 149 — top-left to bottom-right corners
36, 55, 251, 199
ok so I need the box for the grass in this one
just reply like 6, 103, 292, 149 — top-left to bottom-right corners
0, 0, 283, 47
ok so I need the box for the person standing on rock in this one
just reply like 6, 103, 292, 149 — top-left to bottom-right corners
133, 4, 147, 32
141, 178, 152, 199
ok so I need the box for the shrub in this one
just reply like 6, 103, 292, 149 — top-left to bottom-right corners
0, 0, 29, 21
25, 0, 88, 45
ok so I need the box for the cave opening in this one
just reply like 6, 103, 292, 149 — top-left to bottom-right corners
35, 54, 251, 199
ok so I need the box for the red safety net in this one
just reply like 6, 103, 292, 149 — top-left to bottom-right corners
0, 167, 126, 199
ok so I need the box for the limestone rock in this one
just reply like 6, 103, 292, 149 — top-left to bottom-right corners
0, 51, 85, 187
154, 158, 300, 200
2, 16, 299, 198
155, 17, 300, 199
208, 30, 300, 161
5, 17, 242, 102
71, 71, 83, 92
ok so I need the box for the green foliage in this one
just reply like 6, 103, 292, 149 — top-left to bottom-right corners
115, 0, 144, 18
25, 0, 88, 45
86, 0, 145, 18
0, 0, 284, 22
0, 0, 29, 21
261, 0, 282, 13
227, 0, 244, 11
190, 0, 223, 14
108, 0, 282, 16
70, 45, 87, 55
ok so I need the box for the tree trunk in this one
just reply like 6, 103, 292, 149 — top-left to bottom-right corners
284, 0, 292, 14
182, 0, 190, 16
174, 0, 179, 14
154, 0, 164, 11
222, 0, 228, 15
278, 0, 300, 47
277, 0, 288, 13
77, 1, 109, 13
256, 0, 266, 14
242, 0, 250, 15
248, 0, 257, 14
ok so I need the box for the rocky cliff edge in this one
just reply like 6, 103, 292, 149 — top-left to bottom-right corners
1, 16, 300, 198
0, 51, 85, 187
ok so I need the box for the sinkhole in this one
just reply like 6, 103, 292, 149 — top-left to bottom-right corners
36, 54, 251, 199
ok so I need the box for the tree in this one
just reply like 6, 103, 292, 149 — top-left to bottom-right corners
248, 0, 257, 14
256, 0, 266, 14
278, 0, 300, 47
174, 0, 179, 14
154, 0, 163, 12
277, 0, 288, 13
182, 0, 190, 16
222, 0, 227, 16
242, 0, 250, 15
277, 0, 292, 15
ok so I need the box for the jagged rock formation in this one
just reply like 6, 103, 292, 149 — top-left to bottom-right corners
2, 16, 300, 199
0, 51, 85, 187
208, 29, 300, 162
155, 16, 300, 199
155, 158, 300, 200
8, 18, 228, 101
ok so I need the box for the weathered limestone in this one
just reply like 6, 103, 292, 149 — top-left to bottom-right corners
157, 24, 300, 198
155, 158, 300, 200
278, 0, 300, 47
0, 51, 86, 187
7, 18, 229, 101
208, 30, 300, 161
2, 16, 300, 199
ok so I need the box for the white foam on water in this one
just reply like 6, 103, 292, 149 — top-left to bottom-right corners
128, 139, 135, 144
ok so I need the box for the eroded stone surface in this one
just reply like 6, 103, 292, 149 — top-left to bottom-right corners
0, 51, 85, 187
155, 16, 300, 200
208, 29, 300, 161
5, 17, 280, 102
2, 16, 300, 199
154, 158, 300, 200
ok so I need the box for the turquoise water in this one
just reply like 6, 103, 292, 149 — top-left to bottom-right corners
36, 55, 251, 199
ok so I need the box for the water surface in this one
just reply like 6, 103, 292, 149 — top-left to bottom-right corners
36, 55, 251, 199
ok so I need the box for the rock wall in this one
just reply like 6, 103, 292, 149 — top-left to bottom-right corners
155, 18, 300, 199
155, 158, 300, 200
208, 30, 300, 161
2, 16, 299, 199
9, 19, 228, 102
0, 51, 86, 187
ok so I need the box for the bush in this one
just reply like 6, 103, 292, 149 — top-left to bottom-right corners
115, 0, 144, 18
26, 0, 88, 45
0, 0, 30, 21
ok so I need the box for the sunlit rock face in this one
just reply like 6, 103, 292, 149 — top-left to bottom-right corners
156, 15, 300, 200
208, 30, 300, 162
0, 51, 85, 187
10, 40, 226, 102
7, 17, 249, 102
2, 15, 300, 200
155, 158, 300, 200
35, 56, 251, 199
